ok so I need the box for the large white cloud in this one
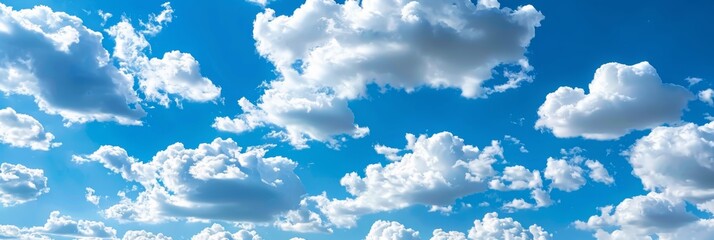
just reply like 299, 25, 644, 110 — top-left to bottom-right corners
310, 132, 504, 227
0, 3, 146, 125
575, 193, 705, 240
74, 138, 305, 223
0, 107, 60, 151
0, 162, 49, 207
215, 0, 544, 148
627, 121, 714, 213
191, 224, 261, 240
106, 4, 221, 108
0, 211, 117, 239
536, 62, 692, 140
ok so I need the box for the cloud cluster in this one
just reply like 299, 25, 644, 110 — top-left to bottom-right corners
215, 0, 544, 148
544, 154, 612, 192
575, 193, 709, 239
310, 132, 503, 227
536, 62, 692, 140
366, 220, 420, 240
627, 121, 714, 213
191, 224, 261, 240
365, 212, 550, 240
0, 211, 116, 239
106, 3, 221, 108
74, 138, 304, 223
0, 107, 60, 151
576, 121, 714, 239
0, 3, 146, 125
0, 2, 221, 126
0, 162, 49, 207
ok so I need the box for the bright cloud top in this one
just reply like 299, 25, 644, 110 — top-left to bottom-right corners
73, 138, 304, 223
214, 0, 544, 148
536, 61, 692, 140
0, 107, 60, 151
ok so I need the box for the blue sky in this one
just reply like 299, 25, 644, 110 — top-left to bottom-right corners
0, 0, 713, 239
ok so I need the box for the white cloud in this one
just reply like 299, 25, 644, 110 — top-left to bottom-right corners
274, 198, 333, 233
0, 3, 146, 125
245, 0, 271, 7
365, 220, 419, 240
216, 0, 544, 148
575, 193, 702, 239
504, 135, 528, 153
310, 132, 503, 227
627, 121, 714, 213
97, 10, 112, 26
0, 163, 49, 206
191, 224, 261, 240
544, 157, 586, 192
430, 229, 466, 240
85, 187, 100, 205
0, 107, 60, 151
699, 88, 714, 106
585, 160, 614, 185
73, 145, 157, 183
123, 230, 172, 240
501, 189, 552, 212
107, 12, 221, 108
468, 212, 551, 240
536, 62, 692, 140
686, 77, 704, 86
140, 2, 173, 36
76, 138, 304, 223
489, 165, 542, 191
0, 211, 117, 239
374, 144, 402, 161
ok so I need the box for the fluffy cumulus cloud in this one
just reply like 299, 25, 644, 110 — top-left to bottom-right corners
0, 162, 49, 207
310, 132, 504, 227
0, 211, 117, 239
85, 187, 100, 205
364, 213, 550, 240
274, 199, 333, 233
575, 193, 708, 239
106, 4, 221, 108
0, 3, 146, 125
191, 224, 261, 240
215, 0, 544, 148
74, 138, 304, 223
699, 88, 714, 106
468, 212, 550, 240
0, 107, 60, 151
123, 230, 172, 240
366, 220, 420, 240
544, 157, 586, 192
627, 121, 714, 213
544, 153, 612, 192
536, 62, 692, 140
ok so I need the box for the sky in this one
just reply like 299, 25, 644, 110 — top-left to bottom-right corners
0, 0, 713, 239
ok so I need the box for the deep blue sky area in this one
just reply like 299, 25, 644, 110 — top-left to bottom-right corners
0, 0, 713, 239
